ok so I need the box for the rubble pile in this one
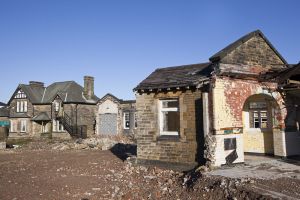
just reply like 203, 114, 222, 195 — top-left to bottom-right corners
106, 160, 269, 200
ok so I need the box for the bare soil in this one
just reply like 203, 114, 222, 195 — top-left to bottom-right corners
0, 139, 299, 200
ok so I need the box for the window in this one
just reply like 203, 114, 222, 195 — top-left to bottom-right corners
20, 120, 27, 133
15, 90, 27, 99
249, 102, 269, 129
134, 113, 137, 128
54, 101, 60, 112
159, 99, 180, 135
41, 123, 48, 133
123, 112, 130, 129
16, 101, 27, 113
53, 120, 64, 132
10, 120, 16, 132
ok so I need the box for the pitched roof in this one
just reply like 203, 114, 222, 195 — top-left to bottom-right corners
134, 63, 212, 91
98, 93, 135, 104
9, 81, 99, 105
98, 93, 120, 103
209, 30, 287, 64
19, 84, 45, 104
42, 81, 99, 104
32, 112, 51, 121
0, 102, 7, 107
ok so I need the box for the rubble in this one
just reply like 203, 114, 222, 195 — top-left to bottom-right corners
1, 138, 299, 199
0, 141, 6, 149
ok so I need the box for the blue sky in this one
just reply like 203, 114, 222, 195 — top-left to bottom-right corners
0, 0, 299, 102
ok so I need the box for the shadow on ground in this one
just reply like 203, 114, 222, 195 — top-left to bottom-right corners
110, 143, 137, 161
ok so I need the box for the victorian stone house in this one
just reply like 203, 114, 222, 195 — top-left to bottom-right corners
96, 93, 136, 136
134, 30, 300, 167
7, 76, 98, 139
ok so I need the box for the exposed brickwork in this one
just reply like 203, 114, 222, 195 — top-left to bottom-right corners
136, 90, 201, 164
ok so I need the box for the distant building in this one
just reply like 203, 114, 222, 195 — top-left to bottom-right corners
96, 93, 136, 136
6, 76, 98, 139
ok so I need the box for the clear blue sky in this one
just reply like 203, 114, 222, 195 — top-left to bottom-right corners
0, 0, 299, 103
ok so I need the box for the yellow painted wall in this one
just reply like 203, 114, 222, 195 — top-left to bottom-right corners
243, 130, 274, 154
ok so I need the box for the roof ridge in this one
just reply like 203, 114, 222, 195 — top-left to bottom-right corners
209, 29, 287, 64
156, 62, 211, 71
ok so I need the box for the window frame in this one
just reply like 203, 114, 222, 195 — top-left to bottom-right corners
16, 100, 27, 113
123, 112, 130, 129
53, 120, 64, 132
159, 98, 180, 136
248, 102, 270, 130
20, 120, 27, 133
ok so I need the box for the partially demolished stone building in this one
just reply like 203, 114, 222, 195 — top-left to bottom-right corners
134, 30, 300, 167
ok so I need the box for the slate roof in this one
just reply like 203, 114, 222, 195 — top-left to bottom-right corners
18, 84, 45, 104
134, 63, 212, 91
209, 30, 288, 65
9, 81, 99, 105
0, 102, 7, 107
32, 112, 51, 121
42, 81, 99, 104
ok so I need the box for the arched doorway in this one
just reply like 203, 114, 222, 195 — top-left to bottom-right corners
242, 94, 280, 155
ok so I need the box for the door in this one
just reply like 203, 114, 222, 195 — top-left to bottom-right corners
99, 114, 117, 135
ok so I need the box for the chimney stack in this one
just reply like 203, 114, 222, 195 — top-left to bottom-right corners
83, 76, 94, 100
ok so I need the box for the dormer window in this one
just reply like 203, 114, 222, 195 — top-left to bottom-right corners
15, 90, 27, 99
16, 100, 27, 113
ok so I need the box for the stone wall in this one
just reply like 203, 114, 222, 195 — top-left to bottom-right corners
220, 34, 285, 70
120, 102, 136, 135
136, 90, 202, 165
9, 98, 33, 118
63, 103, 97, 137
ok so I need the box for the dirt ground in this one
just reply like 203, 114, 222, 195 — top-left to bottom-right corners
0, 139, 300, 200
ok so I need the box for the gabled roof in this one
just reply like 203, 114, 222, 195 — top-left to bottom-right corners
8, 84, 45, 104
134, 63, 212, 91
42, 81, 99, 104
32, 112, 51, 121
98, 93, 120, 103
98, 93, 135, 105
8, 81, 99, 105
209, 30, 287, 65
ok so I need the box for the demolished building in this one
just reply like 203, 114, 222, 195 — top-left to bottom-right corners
134, 30, 300, 167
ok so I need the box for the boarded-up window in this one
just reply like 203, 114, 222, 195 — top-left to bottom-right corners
224, 138, 237, 150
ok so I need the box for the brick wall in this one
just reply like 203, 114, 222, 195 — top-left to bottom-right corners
136, 90, 202, 164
